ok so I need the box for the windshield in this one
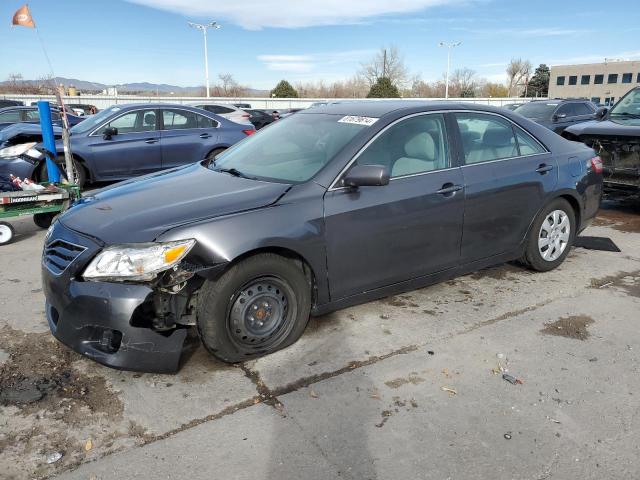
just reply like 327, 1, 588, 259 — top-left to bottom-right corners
609, 89, 640, 119
211, 113, 370, 183
69, 107, 120, 134
514, 102, 559, 119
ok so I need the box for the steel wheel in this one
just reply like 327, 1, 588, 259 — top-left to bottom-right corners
227, 276, 297, 348
0, 222, 15, 245
538, 209, 571, 262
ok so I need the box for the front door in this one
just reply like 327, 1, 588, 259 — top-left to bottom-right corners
324, 113, 465, 300
454, 112, 558, 262
87, 108, 161, 178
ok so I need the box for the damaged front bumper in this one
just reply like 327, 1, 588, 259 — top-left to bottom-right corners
584, 137, 640, 192
42, 221, 200, 373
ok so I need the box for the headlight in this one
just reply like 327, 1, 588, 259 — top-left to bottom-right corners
83, 239, 196, 282
0, 142, 41, 159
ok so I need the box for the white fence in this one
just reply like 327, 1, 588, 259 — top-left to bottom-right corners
2, 94, 540, 111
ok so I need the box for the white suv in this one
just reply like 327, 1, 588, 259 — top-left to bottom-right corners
189, 103, 252, 125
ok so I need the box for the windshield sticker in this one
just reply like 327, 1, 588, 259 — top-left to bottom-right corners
338, 115, 378, 126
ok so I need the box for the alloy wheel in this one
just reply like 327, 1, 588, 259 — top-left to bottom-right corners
538, 209, 571, 262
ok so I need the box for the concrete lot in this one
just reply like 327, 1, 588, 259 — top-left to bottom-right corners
1, 198, 639, 479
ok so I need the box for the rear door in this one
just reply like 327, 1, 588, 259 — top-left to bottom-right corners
87, 108, 161, 178
324, 113, 465, 300
160, 108, 220, 169
552, 104, 578, 133
454, 112, 557, 263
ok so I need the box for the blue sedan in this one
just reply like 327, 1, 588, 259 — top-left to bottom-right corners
0, 103, 255, 187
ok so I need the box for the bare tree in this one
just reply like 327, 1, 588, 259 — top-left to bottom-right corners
506, 58, 532, 96
449, 68, 477, 97
215, 73, 247, 97
360, 46, 409, 88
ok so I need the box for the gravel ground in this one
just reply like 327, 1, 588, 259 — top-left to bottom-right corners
0, 196, 639, 479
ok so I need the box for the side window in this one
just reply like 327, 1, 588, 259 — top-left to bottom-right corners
162, 109, 198, 130
455, 113, 517, 164
515, 127, 546, 156
197, 113, 217, 128
356, 114, 449, 178
556, 104, 576, 117
51, 111, 61, 121
574, 103, 594, 116
99, 110, 156, 134
0, 110, 21, 123
24, 110, 40, 121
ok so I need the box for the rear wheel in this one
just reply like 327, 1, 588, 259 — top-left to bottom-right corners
197, 253, 312, 363
33, 212, 56, 229
205, 148, 226, 167
0, 222, 15, 245
522, 198, 576, 272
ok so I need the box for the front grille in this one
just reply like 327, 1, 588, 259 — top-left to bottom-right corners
43, 239, 87, 275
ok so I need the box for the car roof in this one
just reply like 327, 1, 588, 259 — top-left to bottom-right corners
527, 99, 590, 104
298, 100, 509, 117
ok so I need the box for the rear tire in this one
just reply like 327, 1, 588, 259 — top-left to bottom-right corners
522, 198, 576, 272
0, 222, 15, 245
197, 253, 311, 363
33, 212, 56, 229
204, 148, 226, 167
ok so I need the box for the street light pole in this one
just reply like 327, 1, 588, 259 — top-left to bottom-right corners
188, 21, 220, 98
438, 41, 462, 99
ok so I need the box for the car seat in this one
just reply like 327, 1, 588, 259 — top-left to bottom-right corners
391, 132, 439, 177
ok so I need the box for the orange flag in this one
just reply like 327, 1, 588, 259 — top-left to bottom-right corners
12, 4, 36, 28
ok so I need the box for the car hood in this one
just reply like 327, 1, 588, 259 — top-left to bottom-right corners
0, 123, 62, 144
564, 118, 640, 137
59, 162, 292, 244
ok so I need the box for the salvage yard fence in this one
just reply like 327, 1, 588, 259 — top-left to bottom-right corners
2, 94, 543, 111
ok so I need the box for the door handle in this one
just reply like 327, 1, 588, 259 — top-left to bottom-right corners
145, 138, 158, 144
199, 133, 211, 139
536, 163, 553, 174
436, 183, 463, 196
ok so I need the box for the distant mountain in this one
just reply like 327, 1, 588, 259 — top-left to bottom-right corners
0, 77, 269, 96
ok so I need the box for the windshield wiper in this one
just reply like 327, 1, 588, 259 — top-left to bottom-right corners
609, 112, 640, 119
216, 167, 255, 179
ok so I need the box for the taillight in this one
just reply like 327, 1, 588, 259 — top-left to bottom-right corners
590, 156, 603, 174
242, 129, 256, 136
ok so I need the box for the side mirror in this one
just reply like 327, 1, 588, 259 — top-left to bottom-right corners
103, 126, 118, 140
342, 164, 390, 188
552, 113, 566, 122
595, 107, 608, 119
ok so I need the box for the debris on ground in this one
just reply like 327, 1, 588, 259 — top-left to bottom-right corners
504, 433, 512, 440
546, 416, 561, 424
502, 374, 523, 385
496, 353, 505, 359
427, 350, 435, 356
309, 389, 318, 399
45, 452, 63, 464
441, 387, 457, 395
541, 315, 594, 341
85, 439, 93, 451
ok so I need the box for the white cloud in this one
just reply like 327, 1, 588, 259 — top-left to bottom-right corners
548, 50, 640, 66
128, 0, 465, 29
257, 55, 313, 62
257, 49, 375, 74
456, 27, 591, 38
265, 62, 315, 72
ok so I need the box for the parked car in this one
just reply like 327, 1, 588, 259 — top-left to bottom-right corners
41, 101, 602, 372
0, 99, 24, 108
188, 102, 252, 124
66, 103, 99, 116
514, 99, 597, 134
0, 106, 84, 131
246, 109, 277, 130
0, 103, 255, 188
0, 122, 62, 149
562, 87, 640, 195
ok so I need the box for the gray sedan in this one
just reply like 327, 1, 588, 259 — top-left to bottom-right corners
42, 101, 602, 372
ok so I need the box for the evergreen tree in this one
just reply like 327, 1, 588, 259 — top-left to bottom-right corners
270, 80, 298, 98
366, 77, 400, 98
525, 64, 550, 98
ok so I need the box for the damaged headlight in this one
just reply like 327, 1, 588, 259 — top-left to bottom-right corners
83, 239, 196, 282
0, 142, 41, 159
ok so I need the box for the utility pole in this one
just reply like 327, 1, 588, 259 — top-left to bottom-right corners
438, 41, 462, 99
188, 21, 221, 98
382, 49, 387, 78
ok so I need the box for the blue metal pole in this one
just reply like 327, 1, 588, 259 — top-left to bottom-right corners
37, 100, 60, 183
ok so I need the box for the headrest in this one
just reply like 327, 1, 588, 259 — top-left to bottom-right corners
482, 127, 513, 147
144, 112, 156, 125
404, 132, 435, 160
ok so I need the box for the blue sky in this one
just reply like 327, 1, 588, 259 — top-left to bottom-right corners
1, 0, 639, 90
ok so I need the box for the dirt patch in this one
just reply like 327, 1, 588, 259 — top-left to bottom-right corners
593, 202, 640, 234
381, 295, 419, 308
590, 270, 640, 298
541, 315, 594, 341
0, 326, 123, 420
384, 374, 425, 389
469, 263, 530, 281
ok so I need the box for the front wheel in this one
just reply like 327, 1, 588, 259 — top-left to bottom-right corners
522, 198, 576, 272
197, 253, 312, 363
37, 157, 86, 189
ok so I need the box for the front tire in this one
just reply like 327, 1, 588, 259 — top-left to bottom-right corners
523, 198, 576, 272
197, 253, 312, 363
37, 157, 86, 189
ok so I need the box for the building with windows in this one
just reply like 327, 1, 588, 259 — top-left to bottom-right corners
549, 60, 640, 106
